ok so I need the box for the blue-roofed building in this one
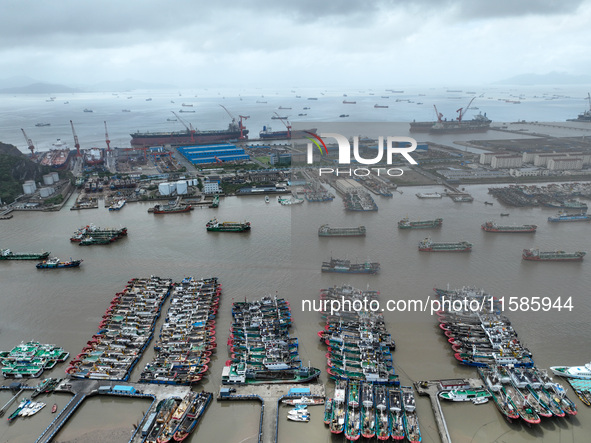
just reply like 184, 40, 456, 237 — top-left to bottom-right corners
177, 144, 250, 165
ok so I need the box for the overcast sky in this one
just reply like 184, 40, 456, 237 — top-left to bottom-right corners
2, 0, 590, 88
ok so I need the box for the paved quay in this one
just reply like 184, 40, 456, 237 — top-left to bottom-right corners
217, 383, 325, 443
414, 378, 485, 443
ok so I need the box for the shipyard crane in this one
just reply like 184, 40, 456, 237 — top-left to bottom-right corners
432, 105, 443, 123
104, 121, 111, 152
21, 128, 36, 159
456, 97, 476, 122
171, 111, 196, 143
70, 120, 81, 157
274, 111, 292, 138
219, 104, 249, 140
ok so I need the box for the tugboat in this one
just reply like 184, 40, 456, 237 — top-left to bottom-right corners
36, 257, 83, 269
206, 219, 251, 232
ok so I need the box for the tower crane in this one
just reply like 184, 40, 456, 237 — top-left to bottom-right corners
219, 105, 249, 140
70, 120, 81, 157
21, 128, 36, 159
171, 111, 196, 143
104, 121, 111, 152
456, 97, 476, 122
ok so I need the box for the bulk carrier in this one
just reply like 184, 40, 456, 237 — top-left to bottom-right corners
418, 238, 472, 252
522, 249, 586, 261
321, 258, 380, 274
318, 225, 366, 237
481, 221, 537, 233
130, 120, 248, 147
398, 217, 443, 229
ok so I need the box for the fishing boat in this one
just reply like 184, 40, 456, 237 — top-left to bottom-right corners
374, 385, 390, 441
172, 392, 212, 441
401, 386, 421, 443
481, 221, 537, 233
330, 380, 347, 434
522, 249, 586, 262
388, 388, 405, 440
36, 257, 83, 269
418, 238, 472, 252
265, 195, 270, 203
345, 380, 361, 441
324, 398, 333, 425
8, 399, 30, 422
206, 219, 251, 232
503, 384, 541, 424
360, 382, 376, 439
277, 196, 304, 205
397, 217, 442, 229
0, 249, 50, 260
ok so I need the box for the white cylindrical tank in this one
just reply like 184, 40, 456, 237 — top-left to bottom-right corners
39, 187, 54, 198
176, 180, 188, 195
51, 172, 59, 182
158, 182, 171, 196
23, 182, 36, 194
43, 174, 54, 185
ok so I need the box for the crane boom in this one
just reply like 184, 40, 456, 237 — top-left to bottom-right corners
171, 111, 195, 142
21, 128, 36, 158
104, 121, 111, 151
70, 120, 81, 157
274, 111, 292, 138
456, 97, 476, 122
219, 104, 249, 139
433, 105, 443, 123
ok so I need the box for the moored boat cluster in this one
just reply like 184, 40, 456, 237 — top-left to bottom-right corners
435, 286, 577, 423
139, 277, 220, 385
0, 341, 69, 378
223, 295, 320, 384
70, 223, 128, 245
66, 276, 172, 380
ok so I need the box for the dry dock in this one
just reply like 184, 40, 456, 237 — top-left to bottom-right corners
217, 383, 325, 443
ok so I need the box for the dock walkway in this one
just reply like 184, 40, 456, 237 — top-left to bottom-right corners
218, 383, 325, 443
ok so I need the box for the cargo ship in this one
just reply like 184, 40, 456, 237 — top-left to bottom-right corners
150, 201, 193, 214
418, 238, 472, 252
547, 212, 591, 222
318, 225, 366, 237
84, 148, 104, 166
1, 249, 50, 260
566, 93, 591, 122
522, 249, 586, 261
130, 120, 248, 147
481, 221, 537, 233
259, 126, 317, 140
36, 257, 83, 269
415, 192, 442, 199
206, 219, 251, 232
398, 217, 442, 229
321, 258, 380, 274
39, 149, 71, 170
410, 99, 491, 133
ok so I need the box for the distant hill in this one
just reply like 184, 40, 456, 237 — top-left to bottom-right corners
0, 82, 82, 94
0, 142, 50, 204
87, 79, 176, 91
495, 72, 591, 85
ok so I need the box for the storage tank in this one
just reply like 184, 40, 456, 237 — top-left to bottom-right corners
51, 172, 59, 182
176, 180, 188, 195
22, 182, 36, 194
43, 174, 55, 185
158, 182, 171, 196
39, 187, 54, 198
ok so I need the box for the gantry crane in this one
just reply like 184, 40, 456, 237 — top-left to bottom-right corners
21, 128, 36, 159
104, 121, 111, 152
70, 120, 81, 157
219, 105, 249, 140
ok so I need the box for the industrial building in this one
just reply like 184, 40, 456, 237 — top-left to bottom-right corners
177, 144, 249, 165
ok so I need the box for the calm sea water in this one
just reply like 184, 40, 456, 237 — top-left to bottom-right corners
1, 89, 591, 442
